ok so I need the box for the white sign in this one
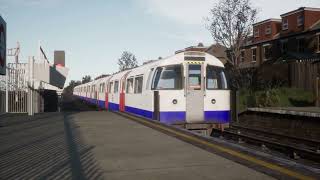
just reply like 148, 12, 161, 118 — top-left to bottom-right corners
0, 16, 6, 75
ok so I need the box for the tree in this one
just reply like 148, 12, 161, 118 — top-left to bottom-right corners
63, 80, 81, 96
82, 75, 92, 84
118, 51, 138, 71
206, 0, 257, 89
206, 0, 257, 66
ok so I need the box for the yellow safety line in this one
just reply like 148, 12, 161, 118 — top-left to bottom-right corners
121, 113, 315, 180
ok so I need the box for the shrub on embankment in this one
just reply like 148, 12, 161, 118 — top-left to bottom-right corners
239, 88, 314, 112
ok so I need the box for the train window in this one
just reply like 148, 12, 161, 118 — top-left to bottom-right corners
188, 65, 201, 90
134, 76, 143, 93
152, 65, 182, 90
100, 83, 103, 92
114, 81, 119, 93
126, 78, 134, 93
206, 66, 228, 89
146, 68, 154, 90
109, 82, 113, 93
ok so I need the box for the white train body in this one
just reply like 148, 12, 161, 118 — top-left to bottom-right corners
73, 51, 230, 125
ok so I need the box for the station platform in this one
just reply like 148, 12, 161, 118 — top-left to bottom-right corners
247, 107, 320, 118
1, 110, 318, 179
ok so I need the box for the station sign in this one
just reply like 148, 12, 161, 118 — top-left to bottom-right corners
0, 16, 6, 75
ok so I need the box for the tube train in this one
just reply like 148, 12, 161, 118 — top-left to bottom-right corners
73, 51, 230, 126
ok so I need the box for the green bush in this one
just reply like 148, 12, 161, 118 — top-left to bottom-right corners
255, 89, 280, 107
238, 87, 314, 111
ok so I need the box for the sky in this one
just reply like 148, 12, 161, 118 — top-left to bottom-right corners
1, 0, 320, 85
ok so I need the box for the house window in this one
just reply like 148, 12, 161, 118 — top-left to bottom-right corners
297, 38, 304, 52
297, 15, 304, 27
263, 45, 271, 60
251, 48, 257, 62
281, 40, 288, 53
254, 29, 259, 37
240, 50, 245, 62
265, 25, 271, 35
282, 19, 288, 30
134, 76, 143, 93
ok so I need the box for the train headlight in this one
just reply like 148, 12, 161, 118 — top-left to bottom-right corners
172, 99, 178, 104
211, 99, 216, 104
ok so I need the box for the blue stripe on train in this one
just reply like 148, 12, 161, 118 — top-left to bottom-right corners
109, 102, 119, 111
159, 111, 186, 124
98, 100, 105, 109
204, 110, 230, 124
75, 96, 230, 124
124, 106, 185, 124
125, 106, 153, 119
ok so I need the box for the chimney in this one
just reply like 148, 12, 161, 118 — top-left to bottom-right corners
54, 51, 65, 67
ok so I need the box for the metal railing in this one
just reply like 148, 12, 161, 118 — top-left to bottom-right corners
0, 58, 45, 115
6, 63, 28, 113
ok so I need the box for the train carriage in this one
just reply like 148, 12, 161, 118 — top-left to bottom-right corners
74, 51, 230, 126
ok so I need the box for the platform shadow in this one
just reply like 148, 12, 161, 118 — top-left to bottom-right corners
0, 112, 104, 179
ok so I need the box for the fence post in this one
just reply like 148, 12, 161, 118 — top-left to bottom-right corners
28, 56, 35, 116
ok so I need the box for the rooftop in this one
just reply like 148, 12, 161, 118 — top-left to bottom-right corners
281, 7, 320, 17
253, 18, 282, 26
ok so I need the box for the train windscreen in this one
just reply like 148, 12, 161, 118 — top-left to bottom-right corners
206, 65, 228, 90
152, 65, 182, 90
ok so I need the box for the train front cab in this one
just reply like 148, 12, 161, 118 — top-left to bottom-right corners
152, 52, 230, 128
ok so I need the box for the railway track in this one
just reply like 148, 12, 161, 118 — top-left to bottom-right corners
217, 124, 320, 162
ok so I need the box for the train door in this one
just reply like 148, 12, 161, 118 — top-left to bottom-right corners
109, 81, 114, 110
120, 72, 130, 112
105, 80, 109, 110
186, 63, 204, 123
94, 85, 98, 106
113, 80, 120, 110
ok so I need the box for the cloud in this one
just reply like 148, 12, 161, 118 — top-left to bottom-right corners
138, 0, 215, 25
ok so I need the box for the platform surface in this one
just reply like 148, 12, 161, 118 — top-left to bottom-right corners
248, 106, 320, 117
0, 111, 273, 179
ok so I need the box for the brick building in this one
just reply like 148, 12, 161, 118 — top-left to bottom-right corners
239, 7, 320, 90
